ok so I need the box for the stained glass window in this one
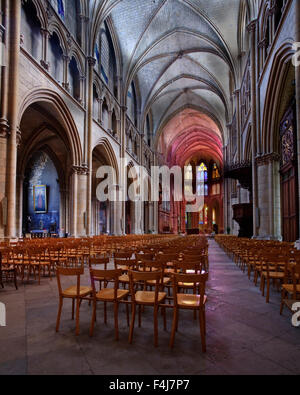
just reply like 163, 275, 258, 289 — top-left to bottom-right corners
185, 164, 193, 196
205, 184, 208, 196
56, 0, 65, 20
199, 208, 204, 225
197, 163, 208, 196
212, 163, 220, 179
198, 163, 208, 181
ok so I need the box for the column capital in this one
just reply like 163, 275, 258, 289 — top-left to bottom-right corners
72, 164, 89, 175
87, 57, 96, 67
62, 54, 70, 63
256, 153, 280, 167
79, 14, 89, 23
40, 59, 50, 70
40, 28, 50, 38
258, 38, 268, 49
0, 118, 10, 138
16, 127, 22, 146
247, 19, 257, 33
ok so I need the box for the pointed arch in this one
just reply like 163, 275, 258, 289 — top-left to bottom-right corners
18, 89, 83, 166
262, 42, 295, 153
93, 137, 119, 183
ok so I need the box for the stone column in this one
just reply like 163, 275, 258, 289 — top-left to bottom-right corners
71, 167, 78, 237
113, 197, 122, 236
77, 169, 88, 237
295, 0, 300, 241
79, 75, 86, 106
86, 57, 96, 236
152, 154, 159, 234
98, 98, 103, 125
0, 0, 9, 239
65, 188, 70, 236
223, 145, 228, 232
40, 28, 50, 71
234, 89, 242, 163
17, 174, 23, 238
256, 153, 281, 240
59, 188, 67, 238
0, 0, 9, 132
108, 109, 113, 134
6, 0, 21, 238
120, 107, 127, 235
79, 15, 88, 53
62, 55, 70, 92
139, 137, 145, 234
248, 19, 259, 237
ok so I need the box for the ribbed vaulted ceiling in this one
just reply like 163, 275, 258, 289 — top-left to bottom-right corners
88, 0, 259, 149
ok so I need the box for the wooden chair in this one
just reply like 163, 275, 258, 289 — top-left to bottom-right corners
89, 269, 130, 339
88, 257, 110, 290
0, 251, 18, 290
56, 267, 93, 335
128, 270, 167, 347
114, 251, 133, 260
280, 264, 300, 315
115, 258, 136, 290
260, 257, 288, 303
169, 272, 208, 352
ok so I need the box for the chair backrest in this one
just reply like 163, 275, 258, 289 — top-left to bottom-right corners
89, 257, 109, 269
128, 270, 163, 304
156, 253, 179, 264
291, 264, 300, 298
56, 266, 84, 296
172, 272, 208, 306
175, 260, 204, 274
264, 256, 288, 274
115, 258, 136, 270
136, 253, 155, 262
114, 252, 133, 260
139, 260, 164, 274
90, 269, 122, 299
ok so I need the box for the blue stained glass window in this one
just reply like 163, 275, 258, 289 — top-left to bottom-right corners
197, 163, 208, 196
57, 0, 65, 20
95, 44, 100, 64
205, 184, 208, 196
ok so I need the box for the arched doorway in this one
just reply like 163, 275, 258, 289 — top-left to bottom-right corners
92, 142, 119, 236
267, 57, 298, 242
23, 151, 60, 237
279, 100, 298, 242
17, 92, 82, 238
157, 108, 224, 235
125, 163, 138, 234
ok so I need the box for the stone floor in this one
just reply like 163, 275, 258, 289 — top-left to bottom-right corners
0, 240, 299, 375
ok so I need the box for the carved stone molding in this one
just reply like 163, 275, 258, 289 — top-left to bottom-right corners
72, 165, 89, 175
256, 153, 280, 167
0, 118, 10, 138
87, 57, 96, 68
258, 38, 268, 49
16, 127, 22, 146
40, 59, 50, 71
247, 19, 257, 33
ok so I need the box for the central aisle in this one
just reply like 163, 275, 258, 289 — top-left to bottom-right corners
0, 240, 299, 375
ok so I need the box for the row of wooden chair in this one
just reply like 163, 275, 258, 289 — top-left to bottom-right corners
56, 264, 208, 351
216, 235, 300, 319
0, 234, 187, 288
